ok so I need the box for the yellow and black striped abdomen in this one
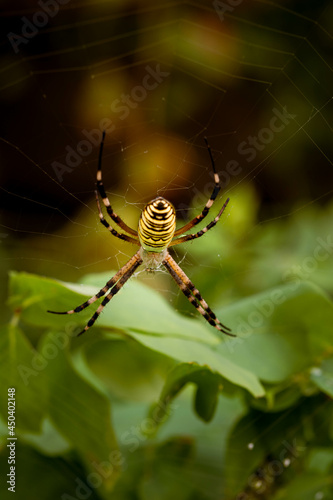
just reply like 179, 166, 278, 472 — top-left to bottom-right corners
138, 197, 176, 252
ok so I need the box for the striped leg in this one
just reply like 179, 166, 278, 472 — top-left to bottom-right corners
163, 252, 234, 337
97, 131, 138, 236
48, 251, 143, 335
174, 137, 221, 236
96, 191, 140, 246
170, 198, 229, 247
77, 251, 143, 336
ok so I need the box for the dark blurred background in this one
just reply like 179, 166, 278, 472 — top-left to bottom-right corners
1, 0, 333, 318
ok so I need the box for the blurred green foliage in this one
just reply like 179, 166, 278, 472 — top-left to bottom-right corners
1, 194, 333, 499
1, 0, 333, 498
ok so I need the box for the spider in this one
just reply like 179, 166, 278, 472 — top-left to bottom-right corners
48, 132, 234, 338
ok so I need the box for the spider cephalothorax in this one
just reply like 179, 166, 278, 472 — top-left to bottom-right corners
48, 132, 234, 338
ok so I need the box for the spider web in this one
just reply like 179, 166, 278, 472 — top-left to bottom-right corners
1, 0, 332, 286
0, 0, 333, 497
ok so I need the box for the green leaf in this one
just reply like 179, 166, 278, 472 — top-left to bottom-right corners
250, 383, 303, 412
9, 271, 219, 344
273, 472, 333, 500
223, 397, 315, 497
138, 439, 195, 500
83, 338, 174, 402
223, 412, 267, 497
19, 418, 70, 456
0, 443, 101, 500
128, 332, 264, 397
310, 358, 333, 398
306, 447, 333, 474
0, 324, 46, 433
194, 370, 221, 422
40, 332, 121, 491
217, 281, 333, 385
8, 271, 265, 398
150, 363, 223, 424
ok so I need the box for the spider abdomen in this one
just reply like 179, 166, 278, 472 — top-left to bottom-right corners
138, 197, 176, 252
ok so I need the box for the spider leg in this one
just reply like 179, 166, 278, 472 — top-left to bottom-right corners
48, 251, 143, 335
95, 191, 140, 246
97, 131, 137, 236
174, 137, 221, 237
170, 197, 229, 247
162, 252, 234, 337
77, 251, 143, 336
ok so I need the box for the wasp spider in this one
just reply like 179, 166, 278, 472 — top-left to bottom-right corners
48, 133, 234, 337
